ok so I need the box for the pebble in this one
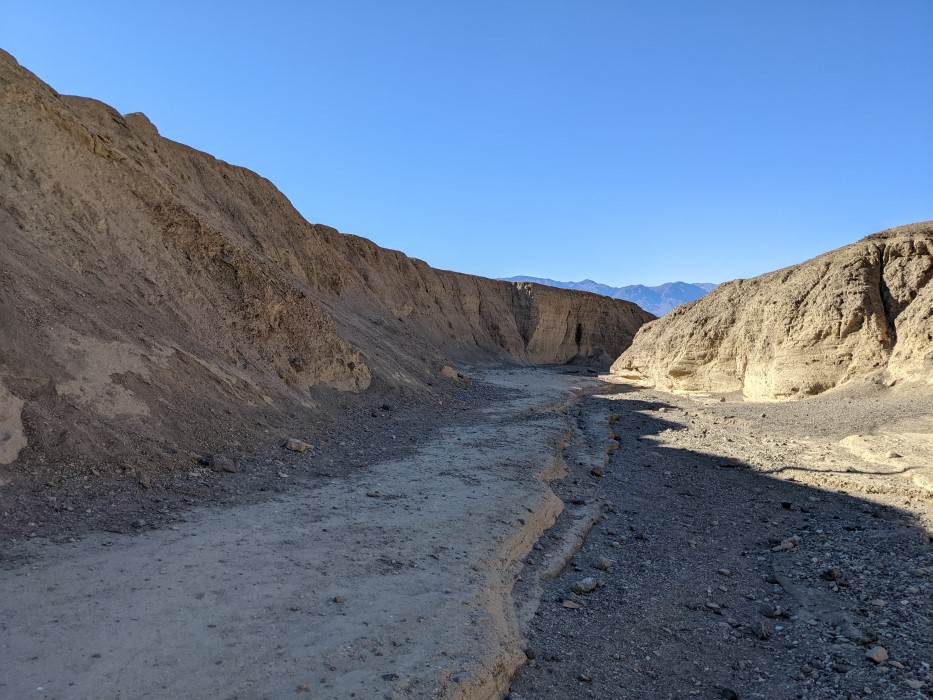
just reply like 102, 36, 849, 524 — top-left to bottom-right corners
865, 646, 888, 663
284, 438, 313, 453
208, 454, 239, 473
594, 557, 614, 572
772, 535, 801, 552
574, 577, 598, 594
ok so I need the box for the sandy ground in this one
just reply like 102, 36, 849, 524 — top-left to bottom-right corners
1, 369, 587, 700
2, 368, 932, 700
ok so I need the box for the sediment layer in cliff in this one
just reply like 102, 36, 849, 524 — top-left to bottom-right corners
0, 50, 652, 470
612, 221, 933, 399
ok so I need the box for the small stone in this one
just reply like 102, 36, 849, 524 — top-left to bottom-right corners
577, 674, 592, 683
865, 646, 888, 663
721, 689, 739, 700
820, 568, 843, 581
591, 466, 605, 477
718, 568, 732, 577
524, 648, 536, 660
754, 621, 771, 640
332, 596, 345, 604
594, 557, 614, 572
772, 535, 800, 552
208, 454, 239, 473
285, 439, 313, 453
759, 603, 778, 618
132, 519, 146, 528
905, 679, 925, 690
574, 577, 598, 594
562, 600, 581, 609
885, 450, 902, 459
138, 474, 152, 489
296, 683, 310, 693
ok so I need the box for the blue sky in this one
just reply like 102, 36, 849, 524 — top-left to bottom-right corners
3, 2, 931, 285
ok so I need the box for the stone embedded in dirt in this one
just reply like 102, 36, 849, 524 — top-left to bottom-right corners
138, 474, 152, 489
562, 600, 581, 609
573, 577, 598, 594
754, 621, 772, 640
208, 455, 239, 473
720, 689, 739, 700
772, 535, 800, 552
590, 466, 605, 477
820, 568, 843, 581
885, 450, 902, 459
906, 679, 925, 690
284, 439, 313, 453
718, 568, 732, 577
577, 673, 593, 683
865, 646, 889, 663
594, 557, 614, 572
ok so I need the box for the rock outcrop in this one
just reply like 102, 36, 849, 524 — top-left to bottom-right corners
0, 50, 652, 469
612, 222, 933, 399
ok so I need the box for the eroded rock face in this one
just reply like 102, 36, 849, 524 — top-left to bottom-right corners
0, 50, 652, 468
0, 382, 27, 464
612, 222, 933, 399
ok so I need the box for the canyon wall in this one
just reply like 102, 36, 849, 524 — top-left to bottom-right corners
612, 222, 933, 399
0, 50, 652, 469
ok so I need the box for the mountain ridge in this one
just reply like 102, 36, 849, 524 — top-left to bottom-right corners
499, 276, 717, 315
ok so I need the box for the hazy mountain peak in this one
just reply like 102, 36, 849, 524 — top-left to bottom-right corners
499, 277, 717, 316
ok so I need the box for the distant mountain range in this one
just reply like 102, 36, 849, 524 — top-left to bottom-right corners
501, 277, 717, 316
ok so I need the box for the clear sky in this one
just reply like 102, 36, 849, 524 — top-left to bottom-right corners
3, 2, 931, 286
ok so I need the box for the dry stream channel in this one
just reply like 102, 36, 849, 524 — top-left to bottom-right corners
2, 368, 931, 700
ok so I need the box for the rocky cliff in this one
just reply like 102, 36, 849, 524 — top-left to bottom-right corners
0, 50, 652, 469
612, 222, 933, 399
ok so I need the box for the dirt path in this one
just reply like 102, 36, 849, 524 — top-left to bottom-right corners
0, 369, 593, 700
3, 370, 931, 699
508, 380, 933, 700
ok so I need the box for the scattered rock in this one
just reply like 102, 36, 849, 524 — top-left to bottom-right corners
562, 600, 581, 609
594, 557, 614, 572
138, 474, 152, 489
754, 621, 772, 640
820, 568, 843, 581
284, 439, 313, 453
772, 535, 800, 552
573, 577, 598, 594
865, 646, 889, 663
905, 679, 925, 690
208, 454, 239, 473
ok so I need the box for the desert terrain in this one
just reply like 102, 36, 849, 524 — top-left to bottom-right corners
1, 49, 932, 700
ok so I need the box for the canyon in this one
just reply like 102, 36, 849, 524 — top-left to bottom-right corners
1, 50, 931, 700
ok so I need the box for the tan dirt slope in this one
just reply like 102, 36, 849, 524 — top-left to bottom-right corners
0, 50, 652, 471
612, 221, 933, 399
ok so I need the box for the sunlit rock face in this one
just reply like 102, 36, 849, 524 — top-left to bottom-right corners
612, 222, 933, 399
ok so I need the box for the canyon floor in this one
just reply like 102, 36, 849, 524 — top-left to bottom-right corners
1, 368, 931, 700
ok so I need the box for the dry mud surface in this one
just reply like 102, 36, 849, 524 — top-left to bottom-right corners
2, 368, 932, 700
